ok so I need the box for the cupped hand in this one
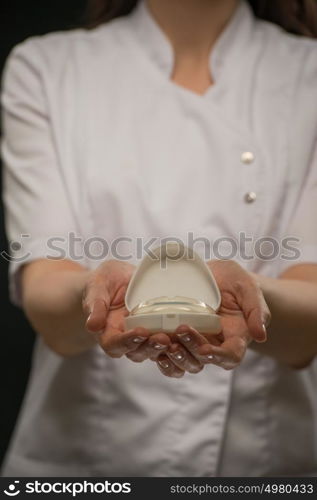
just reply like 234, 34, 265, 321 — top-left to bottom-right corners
82, 260, 174, 359
154, 259, 271, 377
82, 259, 271, 378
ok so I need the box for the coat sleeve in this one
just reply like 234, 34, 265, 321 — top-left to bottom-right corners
277, 43, 317, 275
1, 39, 83, 306
278, 140, 317, 274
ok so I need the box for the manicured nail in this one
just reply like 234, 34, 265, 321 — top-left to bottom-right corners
177, 333, 191, 342
87, 326, 104, 335
151, 343, 166, 350
255, 323, 267, 343
170, 351, 184, 361
133, 336, 146, 343
158, 359, 170, 370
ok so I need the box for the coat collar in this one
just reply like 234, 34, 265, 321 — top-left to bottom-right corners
129, 0, 256, 83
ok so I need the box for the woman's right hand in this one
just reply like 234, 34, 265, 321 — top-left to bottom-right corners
82, 260, 173, 359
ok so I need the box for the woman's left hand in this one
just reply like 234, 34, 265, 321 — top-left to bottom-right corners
154, 259, 271, 377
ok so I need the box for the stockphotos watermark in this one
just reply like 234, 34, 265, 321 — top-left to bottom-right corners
3, 480, 131, 496
1, 231, 301, 264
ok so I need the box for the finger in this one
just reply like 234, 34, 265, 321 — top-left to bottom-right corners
85, 298, 108, 334
239, 283, 271, 343
145, 332, 172, 359
83, 274, 110, 333
100, 327, 149, 358
156, 355, 185, 378
195, 336, 248, 370
166, 343, 204, 374
126, 333, 171, 363
176, 324, 222, 346
175, 325, 216, 361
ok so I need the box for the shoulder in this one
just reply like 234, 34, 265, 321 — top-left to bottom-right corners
253, 19, 317, 135
2, 17, 129, 81
256, 19, 317, 85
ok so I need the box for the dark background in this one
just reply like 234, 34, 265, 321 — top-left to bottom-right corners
0, 0, 86, 467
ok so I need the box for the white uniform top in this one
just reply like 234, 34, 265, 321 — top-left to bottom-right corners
1, 0, 317, 477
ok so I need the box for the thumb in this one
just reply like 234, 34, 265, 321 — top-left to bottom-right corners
240, 284, 271, 343
83, 276, 111, 334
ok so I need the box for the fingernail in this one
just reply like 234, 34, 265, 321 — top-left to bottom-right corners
158, 359, 170, 370
256, 323, 267, 343
151, 343, 166, 350
177, 333, 191, 342
87, 327, 104, 335
170, 351, 184, 361
132, 336, 146, 343
206, 354, 214, 361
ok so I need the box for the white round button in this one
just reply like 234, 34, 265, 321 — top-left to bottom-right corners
244, 191, 257, 203
241, 151, 255, 164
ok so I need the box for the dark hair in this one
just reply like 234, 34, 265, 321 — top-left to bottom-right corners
85, 0, 317, 37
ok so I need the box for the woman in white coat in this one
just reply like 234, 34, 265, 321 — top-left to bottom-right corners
1, 0, 317, 477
